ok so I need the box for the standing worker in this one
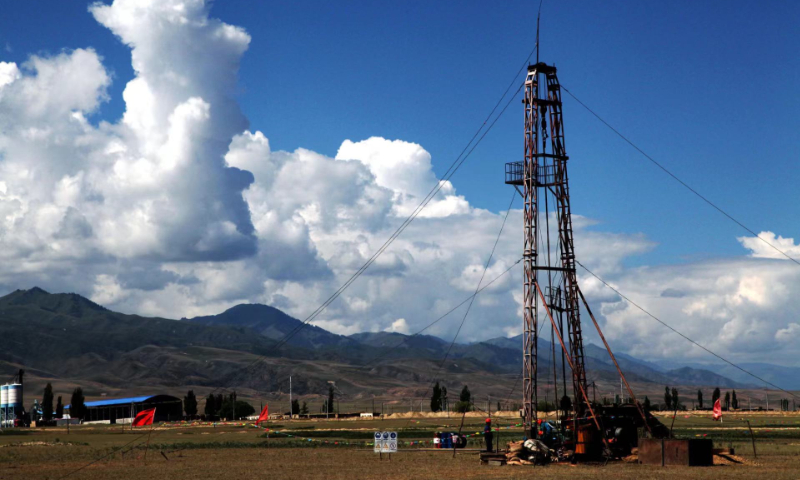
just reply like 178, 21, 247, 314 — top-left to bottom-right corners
484, 418, 494, 452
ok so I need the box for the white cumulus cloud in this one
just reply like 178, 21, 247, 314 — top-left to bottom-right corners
386, 318, 411, 334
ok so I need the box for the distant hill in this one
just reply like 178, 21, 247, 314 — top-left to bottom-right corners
0, 287, 777, 406
186, 304, 359, 350
663, 366, 744, 389
723, 363, 800, 390
657, 360, 782, 389
483, 335, 518, 351
0, 287, 313, 389
0, 286, 108, 316
481, 335, 755, 389
350, 331, 448, 351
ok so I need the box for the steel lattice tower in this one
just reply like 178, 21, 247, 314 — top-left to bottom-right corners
505, 62, 588, 437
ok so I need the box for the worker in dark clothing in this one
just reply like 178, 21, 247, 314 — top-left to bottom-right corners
484, 418, 494, 452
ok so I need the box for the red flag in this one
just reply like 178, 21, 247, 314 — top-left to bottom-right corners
712, 399, 722, 421
132, 408, 156, 427
256, 404, 269, 425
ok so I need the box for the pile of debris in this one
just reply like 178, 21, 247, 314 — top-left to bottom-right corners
621, 447, 639, 463
505, 439, 556, 466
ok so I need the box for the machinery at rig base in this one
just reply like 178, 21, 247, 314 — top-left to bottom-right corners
554, 405, 669, 460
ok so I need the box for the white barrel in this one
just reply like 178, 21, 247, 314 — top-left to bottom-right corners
7, 384, 21, 408
0, 385, 7, 408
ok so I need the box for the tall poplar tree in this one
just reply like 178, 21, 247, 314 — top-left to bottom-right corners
42, 383, 54, 422
184, 390, 198, 417
711, 387, 721, 406
430, 382, 442, 412
70, 388, 86, 420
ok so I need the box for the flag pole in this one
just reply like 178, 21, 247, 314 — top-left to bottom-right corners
144, 408, 156, 465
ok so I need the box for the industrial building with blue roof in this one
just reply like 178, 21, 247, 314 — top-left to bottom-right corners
66, 394, 182, 424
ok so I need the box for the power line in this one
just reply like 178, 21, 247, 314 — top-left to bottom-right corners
430, 190, 516, 381
201, 54, 531, 401
58, 50, 538, 477
561, 85, 800, 267
56, 430, 153, 480
203, 55, 530, 402
251, 256, 525, 401
575, 259, 799, 400
266, 65, 528, 354
273, 81, 524, 352
342, 257, 523, 370
270, 46, 539, 353
85, 180, 522, 466
58, 38, 542, 479
268, 195, 521, 415
400, 191, 517, 429
207, 83, 525, 399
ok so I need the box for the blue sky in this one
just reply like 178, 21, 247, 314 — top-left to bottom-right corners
2, 0, 797, 268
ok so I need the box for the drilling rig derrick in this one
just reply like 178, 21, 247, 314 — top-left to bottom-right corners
506, 62, 587, 438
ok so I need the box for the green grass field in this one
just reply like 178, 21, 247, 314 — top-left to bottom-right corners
3, 412, 800, 479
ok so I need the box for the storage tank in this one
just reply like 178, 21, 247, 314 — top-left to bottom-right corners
7, 384, 21, 410
0, 385, 7, 409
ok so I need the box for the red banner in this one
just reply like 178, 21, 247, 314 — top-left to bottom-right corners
712, 399, 722, 421
256, 405, 269, 425
132, 408, 156, 427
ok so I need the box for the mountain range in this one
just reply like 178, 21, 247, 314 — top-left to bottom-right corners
1, 287, 794, 407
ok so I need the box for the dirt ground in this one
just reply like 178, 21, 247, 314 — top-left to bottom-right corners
2, 412, 800, 479
5, 447, 799, 480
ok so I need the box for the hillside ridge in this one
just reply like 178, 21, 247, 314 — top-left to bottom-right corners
0, 287, 770, 400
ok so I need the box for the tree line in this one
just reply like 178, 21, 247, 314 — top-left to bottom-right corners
656, 386, 743, 411
201, 391, 254, 420
35, 384, 87, 422
430, 383, 476, 413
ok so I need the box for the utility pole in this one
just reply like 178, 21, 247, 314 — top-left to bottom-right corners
289, 376, 292, 420
327, 380, 336, 420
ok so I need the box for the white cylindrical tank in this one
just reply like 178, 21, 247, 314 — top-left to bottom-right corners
7, 384, 21, 408
0, 385, 7, 408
